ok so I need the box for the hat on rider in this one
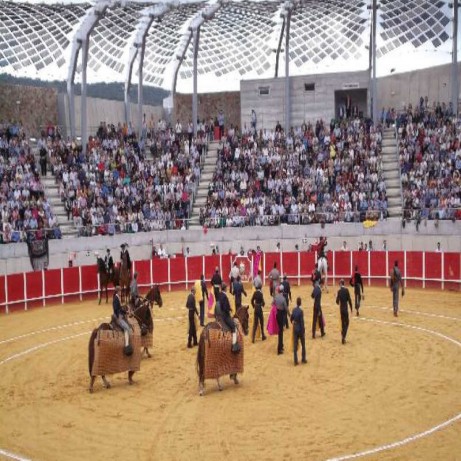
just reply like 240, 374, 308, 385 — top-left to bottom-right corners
121, 244, 126, 249
107, 249, 110, 252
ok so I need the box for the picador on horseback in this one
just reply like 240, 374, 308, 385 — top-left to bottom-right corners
130, 272, 140, 309
216, 283, 240, 353
120, 243, 132, 275
113, 285, 132, 356
105, 249, 114, 277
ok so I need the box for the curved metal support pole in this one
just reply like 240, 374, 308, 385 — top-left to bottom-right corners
275, 17, 285, 78
192, 27, 200, 135
285, 8, 291, 133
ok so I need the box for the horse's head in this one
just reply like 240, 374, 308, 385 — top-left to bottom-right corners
96, 257, 105, 273
146, 285, 163, 308
133, 301, 153, 333
235, 305, 249, 336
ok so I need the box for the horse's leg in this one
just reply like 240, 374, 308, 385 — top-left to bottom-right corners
199, 380, 205, 396
217, 378, 223, 391
98, 287, 102, 305
144, 347, 151, 358
89, 376, 96, 393
101, 375, 111, 389
230, 373, 239, 385
128, 371, 135, 385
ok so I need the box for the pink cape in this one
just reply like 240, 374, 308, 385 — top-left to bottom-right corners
267, 304, 279, 336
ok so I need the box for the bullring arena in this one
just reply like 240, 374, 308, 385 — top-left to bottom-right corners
1, 0, 461, 459
0, 252, 460, 461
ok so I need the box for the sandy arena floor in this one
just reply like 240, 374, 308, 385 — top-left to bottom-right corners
0, 285, 460, 461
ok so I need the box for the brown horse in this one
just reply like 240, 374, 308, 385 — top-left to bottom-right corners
196, 305, 249, 396
119, 252, 131, 303
130, 286, 162, 358
97, 257, 120, 304
88, 317, 141, 393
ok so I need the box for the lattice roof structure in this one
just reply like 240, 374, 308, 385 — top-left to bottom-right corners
0, 0, 459, 93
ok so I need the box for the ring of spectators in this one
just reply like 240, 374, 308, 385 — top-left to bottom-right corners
0, 122, 61, 243
200, 117, 388, 228
46, 121, 206, 236
397, 99, 461, 223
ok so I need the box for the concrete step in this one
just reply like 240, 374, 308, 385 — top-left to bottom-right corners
41, 177, 58, 186
48, 196, 63, 204
200, 173, 214, 182
194, 197, 208, 206
381, 165, 400, 174
386, 188, 401, 195
386, 178, 400, 188
387, 197, 402, 206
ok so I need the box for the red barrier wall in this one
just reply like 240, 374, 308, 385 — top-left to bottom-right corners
406, 252, 423, 289
63, 267, 80, 304
187, 256, 203, 285
334, 252, 351, 280
26, 271, 43, 309
425, 252, 442, 290
0, 251, 459, 312
370, 252, 387, 287
7, 273, 25, 311
299, 252, 316, 279
134, 260, 151, 288
152, 259, 169, 286
444, 253, 461, 290
0, 275, 6, 313
170, 257, 186, 290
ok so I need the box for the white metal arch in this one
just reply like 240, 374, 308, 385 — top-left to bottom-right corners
66, 0, 117, 151
124, 2, 175, 138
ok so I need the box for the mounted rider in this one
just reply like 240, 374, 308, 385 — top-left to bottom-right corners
311, 264, 321, 286
113, 285, 132, 354
130, 271, 140, 309
120, 243, 132, 275
105, 249, 114, 276
317, 236, 328, 260
217, 283, 240, 354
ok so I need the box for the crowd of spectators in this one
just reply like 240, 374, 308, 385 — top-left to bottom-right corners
199, 117, 388, 228
0, 122, 61, 244
397, 99, 461, 223
46, 120, 206, 237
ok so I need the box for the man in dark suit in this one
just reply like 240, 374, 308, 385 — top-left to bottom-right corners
199, 274, 208, 327
232, 275, 247, 310
290, 297, 307, 365
350, 265, 364, 316
250, 286, 266, 343
311, 280, 325, 339
282, 274, 292, 329
210, 267, 222, 301
336, 279, 353, 344
186, 287, 199, 348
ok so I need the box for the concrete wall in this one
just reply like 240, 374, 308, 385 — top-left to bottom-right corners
240, 63, 460, 131
1, 219, 460, 275
240, 70, 370, 131
376, 62, 461, 112
61, 95, 164, 138
174, 92, 241, 130
0, 83, 58, 137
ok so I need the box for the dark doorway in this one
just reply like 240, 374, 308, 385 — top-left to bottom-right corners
335, 89, 368, 120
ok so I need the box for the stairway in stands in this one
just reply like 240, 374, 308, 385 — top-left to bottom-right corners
189, 140, 220, 227
381, 127, 402, 218
33, 145, 78, 239
41, 176, 78, 238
